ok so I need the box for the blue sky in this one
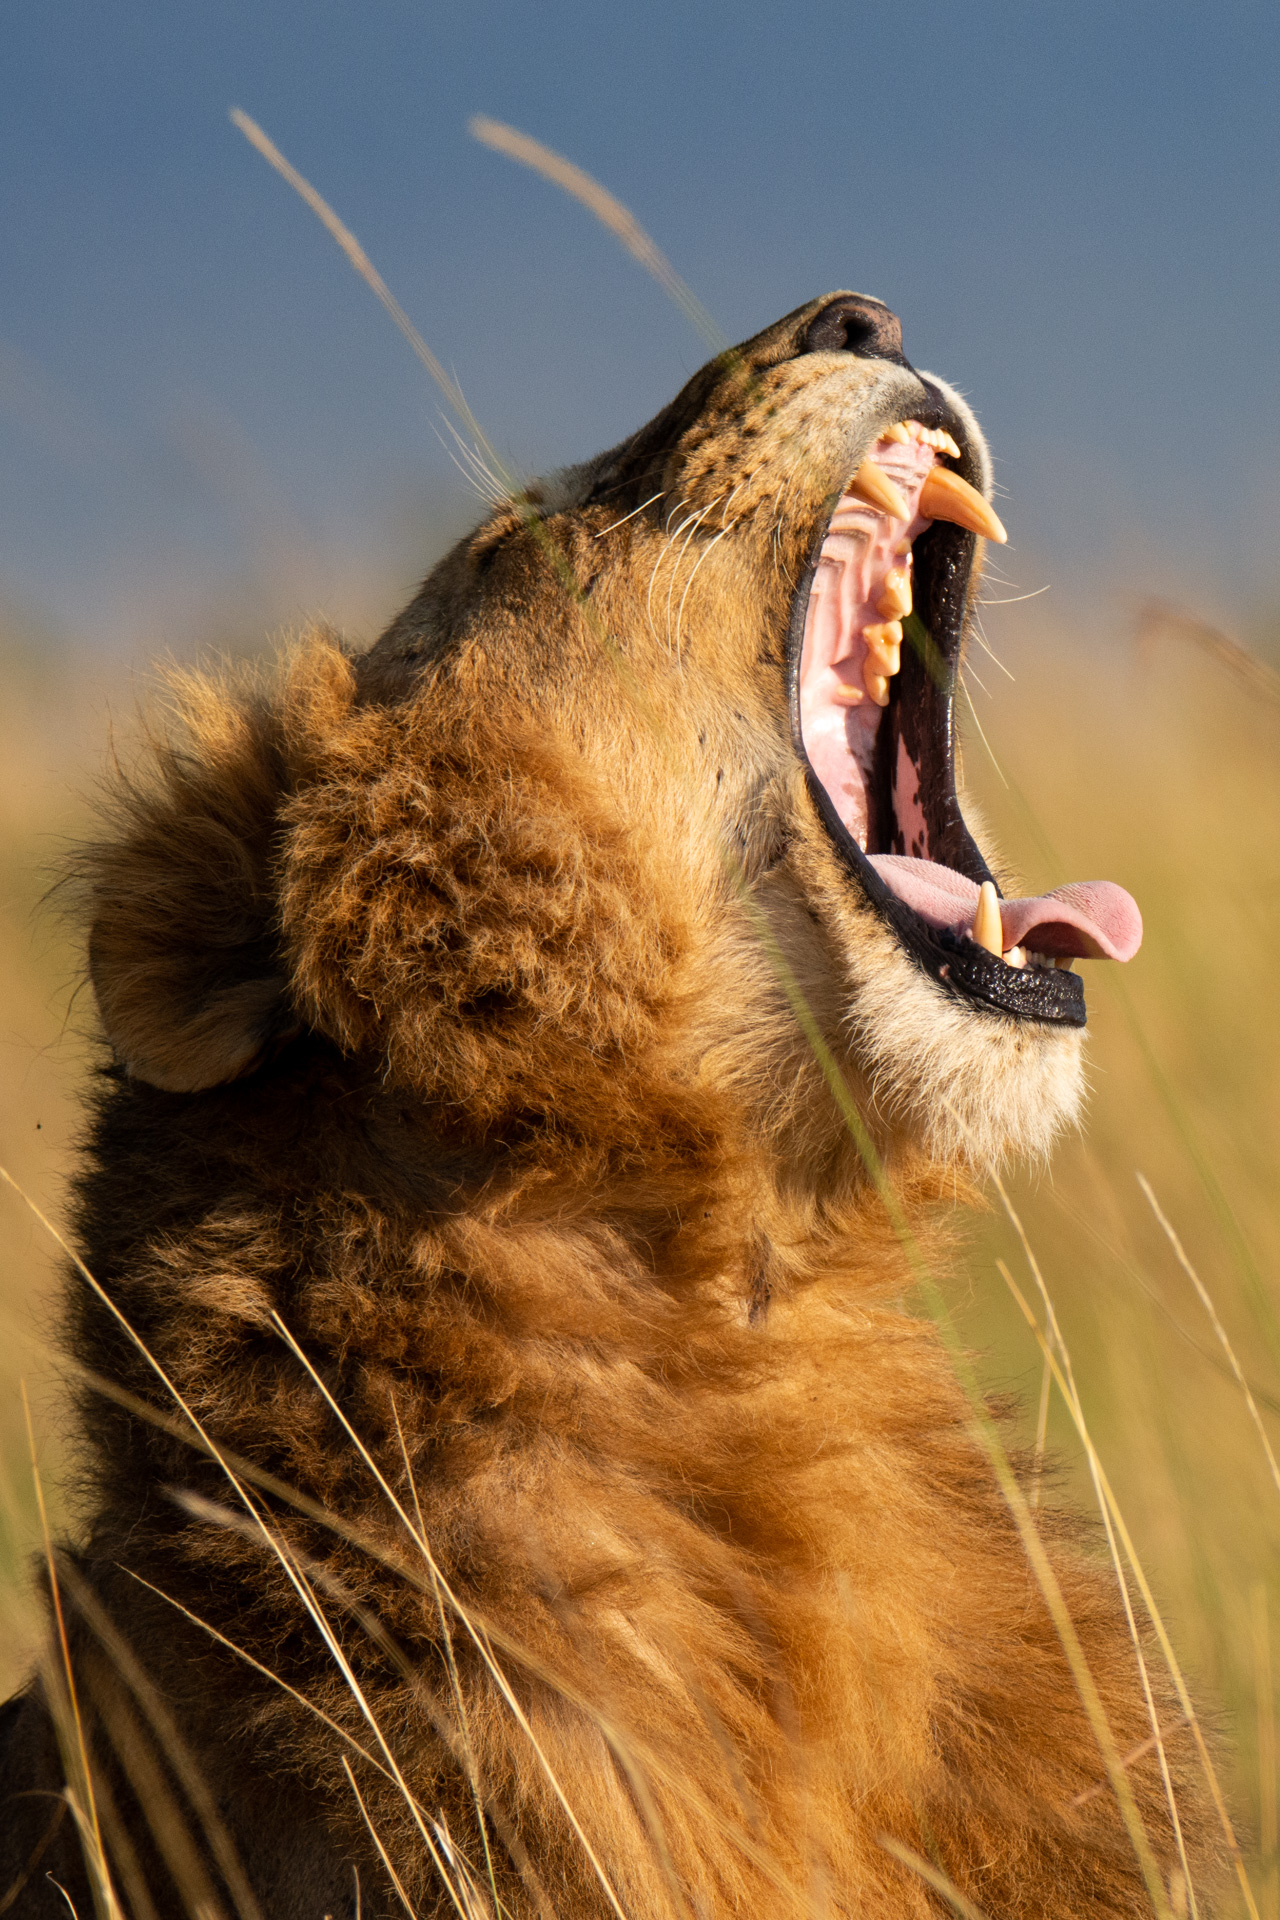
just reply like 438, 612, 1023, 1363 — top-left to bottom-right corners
4, 0, 1278, 654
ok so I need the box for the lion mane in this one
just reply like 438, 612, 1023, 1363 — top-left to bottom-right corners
0, 295, 1213, 1919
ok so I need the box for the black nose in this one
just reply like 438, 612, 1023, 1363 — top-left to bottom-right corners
802, 294, 910, 367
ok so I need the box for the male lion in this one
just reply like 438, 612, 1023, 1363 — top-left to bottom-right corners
2, 294, 1207, 1918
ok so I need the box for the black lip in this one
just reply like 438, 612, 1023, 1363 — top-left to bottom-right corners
785, 435, 1087, 1030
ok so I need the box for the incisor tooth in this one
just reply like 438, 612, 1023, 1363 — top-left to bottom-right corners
877, 567, 912, 619
918, 467, 1007, 544
971, 881, 1003, 956
881, 421, 911, 444
847, 459, 910, 521
1004, 945, 1027, 970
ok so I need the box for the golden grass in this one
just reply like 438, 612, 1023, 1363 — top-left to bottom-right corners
0, 586, 1276, 1917
958, 591, 1280, 1919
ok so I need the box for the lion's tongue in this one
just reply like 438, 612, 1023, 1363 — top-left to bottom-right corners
869, 855, 1143, 961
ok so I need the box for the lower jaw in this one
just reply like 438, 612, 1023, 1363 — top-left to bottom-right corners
801, 763, 1089, 1028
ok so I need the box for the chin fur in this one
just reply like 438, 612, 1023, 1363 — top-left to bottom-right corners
842, 913, 1086, 1171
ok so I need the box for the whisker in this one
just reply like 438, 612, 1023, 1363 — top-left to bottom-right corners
968, 618, 1016, 682
979, 584, 1051, 607
664, 497, 725, 657
959, 677, 1008, 786
593, 490, 664, 538
674, 518, 739, 654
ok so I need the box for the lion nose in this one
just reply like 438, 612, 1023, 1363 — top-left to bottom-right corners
802, 294, 911, 368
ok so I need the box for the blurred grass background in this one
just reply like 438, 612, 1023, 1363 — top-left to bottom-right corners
0, 576, 1276, 1914
962, 591, 1280, 1918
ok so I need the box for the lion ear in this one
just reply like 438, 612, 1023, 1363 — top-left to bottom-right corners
83, 638, 352, 1092
88, 934, 294, 1093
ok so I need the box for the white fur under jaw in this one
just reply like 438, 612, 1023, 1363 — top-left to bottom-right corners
842, 908, 1086, 1172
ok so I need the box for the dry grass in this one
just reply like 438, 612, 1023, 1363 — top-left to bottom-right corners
958, 590, 1280, 1919
0, 582, 1277, 1917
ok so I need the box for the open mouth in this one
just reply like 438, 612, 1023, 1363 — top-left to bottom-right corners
787, 416, 1142, 1026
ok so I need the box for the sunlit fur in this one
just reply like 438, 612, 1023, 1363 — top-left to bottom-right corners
0, 296, 1209, 1919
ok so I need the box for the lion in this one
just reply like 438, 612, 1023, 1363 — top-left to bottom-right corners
0, 292, 1210, 1919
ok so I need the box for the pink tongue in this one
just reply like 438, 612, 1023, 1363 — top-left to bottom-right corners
869, 856, 1143, 961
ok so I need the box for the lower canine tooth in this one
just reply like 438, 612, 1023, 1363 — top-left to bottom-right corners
970, 881, 1003, 956
847, 459, 910, 521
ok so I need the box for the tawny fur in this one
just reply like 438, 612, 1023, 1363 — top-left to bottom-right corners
0, 296, 1214, 1919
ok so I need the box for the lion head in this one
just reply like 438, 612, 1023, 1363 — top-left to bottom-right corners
87, 291, 1140, 1186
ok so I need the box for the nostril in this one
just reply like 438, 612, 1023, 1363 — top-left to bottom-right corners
803, 295, 909, 367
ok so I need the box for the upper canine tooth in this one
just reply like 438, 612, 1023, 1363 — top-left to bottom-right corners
877, 568, 912, 619
847, 459, 910, 521
970, 881, 1003, 956
918, 467, 1007, 543
881, 422, 911, 444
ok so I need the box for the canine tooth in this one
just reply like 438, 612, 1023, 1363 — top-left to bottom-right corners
1004, 945, 1027, 970
970, 881, 1003, 956
919, 468, 1007, 543
877, 568, 912, 619
848, 459, 910, 521
881, 422, 911, 444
